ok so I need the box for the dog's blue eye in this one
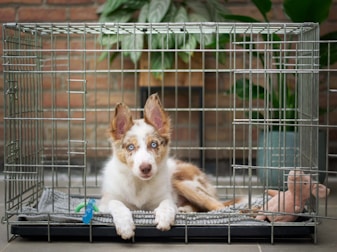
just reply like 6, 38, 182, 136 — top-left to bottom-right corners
151, 141, 157, 149
127, 144, 135, 151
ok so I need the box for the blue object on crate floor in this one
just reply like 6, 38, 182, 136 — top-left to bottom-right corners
75, 199, 99, 224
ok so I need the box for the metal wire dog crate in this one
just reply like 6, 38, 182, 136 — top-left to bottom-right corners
2, 22, 335, 243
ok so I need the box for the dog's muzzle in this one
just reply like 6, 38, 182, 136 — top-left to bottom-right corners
139, 162, 152, 179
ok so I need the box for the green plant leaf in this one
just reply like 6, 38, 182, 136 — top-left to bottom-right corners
206, 33, 230, 49
101, 0, 129, 16
187, 7, 214, 48
252, 0, 272, 21
162, 2, 177, 22
190, 31, 213, 47
148, 0, 171, 23
188, 12, 209, 22
121, 34, 144, 64
98, 50, 109, 62
283, 0, 333, 23
205, 34, 230, 64
125, 0, 148, 10
223, 14, 260, 23
320, 31, 337, 67
228, 78, 265, 100
150, 33, 175, 50
177, 52, 190, 64
179, 35, 197, 63
98, 34, 120, 47
138, 3, 149, 23
174, 6, 189, 22
97, 34, 121, 62
99, 9, 133, 23
186, 1, 210, 22
172, 7, 188, 47
98, 50, 119, 63
150, 52, 174, 79
206, 0, 229, 22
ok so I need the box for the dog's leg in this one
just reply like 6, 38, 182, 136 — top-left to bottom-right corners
154, 199, 176, 231
172, 162, 231, 212
173, 179, 226, 211
108, 200, 135, 240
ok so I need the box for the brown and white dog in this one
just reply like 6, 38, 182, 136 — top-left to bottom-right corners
99, 93, 233, 239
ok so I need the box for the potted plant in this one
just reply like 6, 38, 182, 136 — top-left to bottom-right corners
225, 0, 335, 187
97, 0, 229, 83
227, 53, 299, 188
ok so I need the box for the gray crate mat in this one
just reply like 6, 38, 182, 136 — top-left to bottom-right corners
18, 188, 268, 226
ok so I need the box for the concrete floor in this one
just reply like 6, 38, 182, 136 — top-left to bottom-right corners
1, 177, 337, 252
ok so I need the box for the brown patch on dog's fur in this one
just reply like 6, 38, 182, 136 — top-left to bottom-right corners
114, 136, 139, 166
172, 161, 240, 212
172, 161, 224, 211
146, 134, 169, 165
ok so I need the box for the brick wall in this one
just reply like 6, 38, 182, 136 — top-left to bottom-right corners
0, 0, 104, 165
1, 0, 337, 165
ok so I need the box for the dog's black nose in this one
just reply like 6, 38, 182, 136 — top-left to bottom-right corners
140, 163, 152, 174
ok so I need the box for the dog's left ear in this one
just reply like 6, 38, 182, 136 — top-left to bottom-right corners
144, 93, 171, 136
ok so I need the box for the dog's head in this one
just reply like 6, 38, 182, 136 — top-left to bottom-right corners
109, 93, 171, 180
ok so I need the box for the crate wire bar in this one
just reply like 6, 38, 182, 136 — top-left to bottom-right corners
2, 22, 335, 243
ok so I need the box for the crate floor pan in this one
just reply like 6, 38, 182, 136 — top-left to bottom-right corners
10, 223, 316, 243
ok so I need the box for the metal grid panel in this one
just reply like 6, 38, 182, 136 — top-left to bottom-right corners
2, 22, 335, 243
5, 23, 316, 36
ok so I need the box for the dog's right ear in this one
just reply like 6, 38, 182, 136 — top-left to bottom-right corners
144, 93, 171, 136
110, 103, 134, 140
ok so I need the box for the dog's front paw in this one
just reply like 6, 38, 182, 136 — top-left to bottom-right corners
109, 200, 135, 240
154, 200, 176, 231
115, 219, 135, 240
154, 210, 174, 231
